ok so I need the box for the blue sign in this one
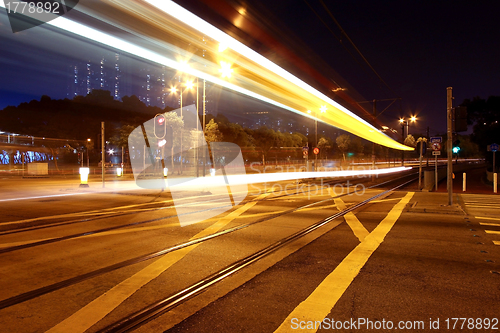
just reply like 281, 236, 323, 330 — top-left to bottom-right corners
430, 137, 442, 143
491, 143, 499, 152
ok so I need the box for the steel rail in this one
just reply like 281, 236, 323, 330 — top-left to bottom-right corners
98, 178, 415, 333
0, 173, 414, 310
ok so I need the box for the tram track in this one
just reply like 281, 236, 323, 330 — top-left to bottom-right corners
98, 177, 416, 333
0, 172, 406, 253
0, 173, 417, 315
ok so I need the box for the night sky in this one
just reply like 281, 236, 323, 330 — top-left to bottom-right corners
248, 0, 500, 135
1, 1, 499, 136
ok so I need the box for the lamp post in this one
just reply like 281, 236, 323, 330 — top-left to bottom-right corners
399, 116, 417, 166
307, 106, 326, 171
86, 138, 91, 168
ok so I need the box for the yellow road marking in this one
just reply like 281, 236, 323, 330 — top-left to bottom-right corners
333, 198, 369, 242
493, 241, 500, 245
370, 197, 401, 203
476, 216, 500, 221
46, 191, 270, 333
479, 222, 500, 227
485, 230, 500, 235
274, 192, 414, 333
465, 205, 500, 209
463, 201, 500, 203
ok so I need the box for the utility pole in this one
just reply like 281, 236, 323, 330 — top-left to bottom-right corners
121, 146, 124, 175
315, 113, 318, 172
372, 99, 376, 181
447, 87, 453, 205
101, 121, 105, 188
203, 79, 206, 177
417, 137, 427, 190
401, 122, 405, 166
426, 126, 430, 167
196, 77, 199, 178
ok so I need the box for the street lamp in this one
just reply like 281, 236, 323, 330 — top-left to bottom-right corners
86, 138, 91, 167
399, 116, 417, 166
219, 61, 233, 78
399, 115, 417, 139
307, 106, 327, 171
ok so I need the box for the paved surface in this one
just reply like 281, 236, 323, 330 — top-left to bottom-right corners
436, 165, 498, 195
0, 171, 499, 333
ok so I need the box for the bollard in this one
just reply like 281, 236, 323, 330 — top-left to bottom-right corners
495, 173, 498, 193
463, 172, 466, 192
79, 167, 90, 187
116, 167, 122, 177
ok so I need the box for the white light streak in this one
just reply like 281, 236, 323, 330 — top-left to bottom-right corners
144, 0, 387, 135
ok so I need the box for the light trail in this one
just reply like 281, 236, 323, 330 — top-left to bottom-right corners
167, 166, 412, 190
0, 0, 412, 150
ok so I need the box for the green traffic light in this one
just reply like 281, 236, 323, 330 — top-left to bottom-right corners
452, 147, 460, 154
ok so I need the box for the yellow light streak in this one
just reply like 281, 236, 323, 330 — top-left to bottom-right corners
0, 0, 413, 151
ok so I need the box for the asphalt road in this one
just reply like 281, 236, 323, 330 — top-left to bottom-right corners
0, 171, 498, 333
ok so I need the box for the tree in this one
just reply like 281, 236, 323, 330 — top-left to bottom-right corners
349, 136, 364, 156
110, 124, 136, 149
317, 137, 332, 159
404, 134, 416, 147
204, 119, 223, 143
462, 96, 500, 160
163, 111, 184, 170
251, 126, 277, 165
336, 134, 351, 161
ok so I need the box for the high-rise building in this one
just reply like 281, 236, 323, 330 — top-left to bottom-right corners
67, 52, 123, 100
138, 65, 169, 108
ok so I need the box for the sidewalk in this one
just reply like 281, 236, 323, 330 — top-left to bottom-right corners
0, 175, 146, 202
436, 166, 498, 195
406, 191, 465, 215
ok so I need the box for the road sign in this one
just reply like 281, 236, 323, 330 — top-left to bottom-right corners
303, 150, 308, 156
431, 142, 441, 151
432, 151, 441, 156
491, 143, 499, 152
430, 136, 442, 144
313, 147, 320, 155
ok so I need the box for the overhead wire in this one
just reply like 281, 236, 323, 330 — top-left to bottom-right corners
310, 0, 398, 97
302, 0, 372, 81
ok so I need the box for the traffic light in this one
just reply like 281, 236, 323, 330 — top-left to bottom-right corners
453, 140, 461, 154
154, 114, 166, 139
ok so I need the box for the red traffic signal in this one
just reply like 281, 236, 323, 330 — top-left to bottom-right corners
154, 114, 166, 139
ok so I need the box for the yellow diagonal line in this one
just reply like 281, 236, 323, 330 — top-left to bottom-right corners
274, 192, 414, 333
46, 191, 270, 333
479, 222, 500, 227
334, 198, 369, 242
476, 216, 500, 221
